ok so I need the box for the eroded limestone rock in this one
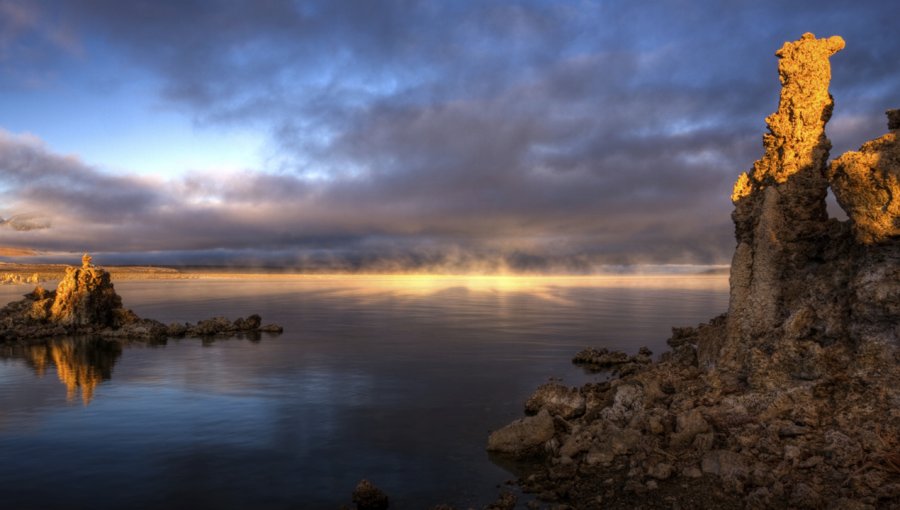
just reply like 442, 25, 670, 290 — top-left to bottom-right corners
524, 382, 586, 419
47, 264, 124, 327
727, 33, 845, 366
718, 32, 898, 383
486, 409, 555, 457
490, 34, 899, 509
828, 112, 900, 243
0, 257, 282, 342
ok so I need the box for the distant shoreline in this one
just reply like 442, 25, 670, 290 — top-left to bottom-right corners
0, 261, 730, 283
0, 262, 193, 282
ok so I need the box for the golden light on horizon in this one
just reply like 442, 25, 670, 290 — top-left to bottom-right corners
183, 272, 729, 305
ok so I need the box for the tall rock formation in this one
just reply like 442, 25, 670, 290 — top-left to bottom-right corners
44, 255, 124, 327
725, 33, 845, 369
718, 33, 898, 386
828, 115, 900, 346
487, 34, 899, 509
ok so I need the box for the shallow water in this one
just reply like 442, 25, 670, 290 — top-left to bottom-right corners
0, 275, 728, 509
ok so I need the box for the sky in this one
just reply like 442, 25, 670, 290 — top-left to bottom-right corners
0, 0, 898, 271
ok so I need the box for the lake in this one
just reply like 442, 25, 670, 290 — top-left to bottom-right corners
0, 274, 728, 509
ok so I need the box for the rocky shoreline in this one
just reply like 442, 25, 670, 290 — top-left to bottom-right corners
480, 34, 898, 510
0, 254, 282, 344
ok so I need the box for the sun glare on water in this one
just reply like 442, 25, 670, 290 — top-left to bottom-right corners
189, 272, 729, 304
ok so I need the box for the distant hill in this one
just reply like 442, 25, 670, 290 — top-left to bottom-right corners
0, 247, 36, 257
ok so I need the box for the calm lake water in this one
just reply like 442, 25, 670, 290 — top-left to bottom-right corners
0, 274, 728, 509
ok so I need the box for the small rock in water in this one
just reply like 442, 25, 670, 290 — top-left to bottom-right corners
259, 323, 284, 333
351, 479, 389, 510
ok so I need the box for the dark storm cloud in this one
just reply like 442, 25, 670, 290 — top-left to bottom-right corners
2, 0, 899, 268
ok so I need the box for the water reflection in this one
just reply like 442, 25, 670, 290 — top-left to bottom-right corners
5, 338, 121, 405
0, 276, 730, 509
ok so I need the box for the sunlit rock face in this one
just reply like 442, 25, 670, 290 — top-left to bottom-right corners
490, 34, 899, 508
720, 33, 899, 385
828, 115, 900, 346
0, 256, 282, 341
828, 113, 900, 244
46, 260, 124, 328
727, 33, 844, 360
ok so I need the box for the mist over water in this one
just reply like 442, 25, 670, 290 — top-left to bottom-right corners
0, 275, 728, 509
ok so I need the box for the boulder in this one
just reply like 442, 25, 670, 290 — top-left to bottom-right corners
524, 382, 585, 419
351, 479, 389, 510
669, 408, 710, 448
486, 409, 555, 457
233, 314, 262, 331
259, 323, 284, 333
701, 450, 749, 479
191, 317, 237, 336
599, 383, 643, 425
572, 347, 629, 367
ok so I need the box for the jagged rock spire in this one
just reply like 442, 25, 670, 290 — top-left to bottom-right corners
48, 263, 123, 327
726, 34, 844, 354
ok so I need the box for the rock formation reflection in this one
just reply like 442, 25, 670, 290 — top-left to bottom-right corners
17, 338, 121, 405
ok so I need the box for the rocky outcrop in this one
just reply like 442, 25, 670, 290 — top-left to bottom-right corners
524, 382, 586, 420
719, 32, 898, 383
0, 256, 282, 342
725, 33, 845, 373
488, 33, 900, 509
828, 111, 900, 244
486, 409, 556, 457
42, 256, 125, 327
573, 346, 653, 375
494, 335, 900, 508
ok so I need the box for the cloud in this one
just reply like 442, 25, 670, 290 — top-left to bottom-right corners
2, 1, 900, 269
0, 0, 83, 88
0, 123, 735, 268
0, 213, 50, 231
